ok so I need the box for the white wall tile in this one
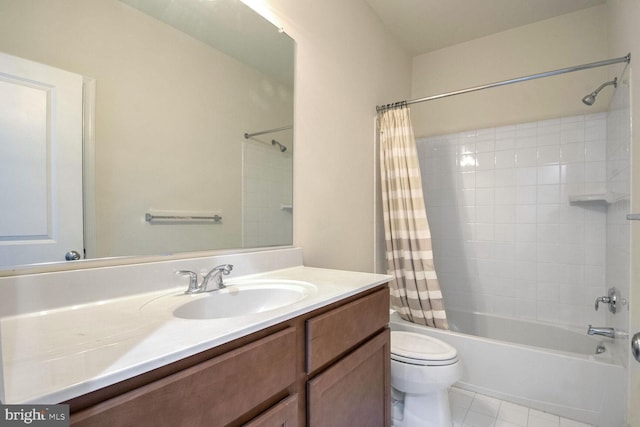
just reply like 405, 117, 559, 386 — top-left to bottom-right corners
561, 142, 586, 163
495, 186, 516, 204
476, 170, 495, 188
516, 205, 538, 223
516, 224, 537, 242
537, 145, 560, 165
476, 152, 495, 169
585, 140, 606, 161
460, 171, 476, 189
495, 206, 516, 224
516, 147, 538, 167
516, 167, 537, 186
476, 188, 495, 205
494, 168, 516, 185
495, 150, 516, 169
537, 185, 560, 204
476, 139, 495, 153
537, 204, 560, 223
537, 165, 561, 185
516, 186, 537, 205
420, 113, 609, 329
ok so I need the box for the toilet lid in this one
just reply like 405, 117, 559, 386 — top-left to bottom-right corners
391, 331, 458, 366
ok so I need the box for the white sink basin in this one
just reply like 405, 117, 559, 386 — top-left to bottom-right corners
141, 279, 317, 320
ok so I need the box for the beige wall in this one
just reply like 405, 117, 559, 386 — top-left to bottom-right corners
606, 1, 640, 424
262, 0, 412, 272
410, 5, 612, 138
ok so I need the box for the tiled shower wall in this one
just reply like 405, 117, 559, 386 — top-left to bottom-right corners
606, 72, 631, 366
417, 113, 611, 329
242, 140, 293, 247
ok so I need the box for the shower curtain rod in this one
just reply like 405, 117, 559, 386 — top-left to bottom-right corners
244, 125, 292, 139
376, 53, 631, 113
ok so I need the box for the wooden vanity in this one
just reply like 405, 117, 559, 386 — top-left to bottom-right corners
66, 285, 390, 427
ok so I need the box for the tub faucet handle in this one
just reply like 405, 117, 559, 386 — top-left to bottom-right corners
594, 296, 611, 311
594, 287, 618, 314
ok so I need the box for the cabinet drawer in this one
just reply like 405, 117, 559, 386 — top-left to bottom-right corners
306, 287, 388, 374
243, 394, 298, 427
71, 327, 296, 427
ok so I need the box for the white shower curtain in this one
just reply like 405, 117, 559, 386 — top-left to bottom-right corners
378, 106, 448, 329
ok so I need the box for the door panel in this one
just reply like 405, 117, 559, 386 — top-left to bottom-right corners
0, 52, 83, 266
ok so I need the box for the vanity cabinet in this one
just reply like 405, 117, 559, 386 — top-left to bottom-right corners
67, 284, 389, 427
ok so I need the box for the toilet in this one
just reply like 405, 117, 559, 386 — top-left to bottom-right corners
390, 331, 463, 427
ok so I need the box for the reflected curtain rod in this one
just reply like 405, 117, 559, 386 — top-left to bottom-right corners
244, 125, 292, 139
376, 53, 631, 113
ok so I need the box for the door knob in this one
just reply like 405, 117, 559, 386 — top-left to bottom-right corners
65, 250, 81, 261
632, 332, 640, 363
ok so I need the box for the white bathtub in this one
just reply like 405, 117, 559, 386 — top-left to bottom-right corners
390, 310, 626, 426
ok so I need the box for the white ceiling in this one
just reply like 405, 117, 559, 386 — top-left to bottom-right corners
364, 0, 606, 55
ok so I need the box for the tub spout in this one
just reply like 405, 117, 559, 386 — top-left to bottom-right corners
587, 325, 615, 338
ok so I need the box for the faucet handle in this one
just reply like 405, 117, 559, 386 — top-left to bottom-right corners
594, 287, 619, 313
594, 296, 611, 311
218, 264, 233, 275
176, 270, 199, 294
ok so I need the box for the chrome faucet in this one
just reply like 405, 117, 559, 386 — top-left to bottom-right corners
201, 264, 233, 292
587, 325, 615, 338
176, 264, 233, 294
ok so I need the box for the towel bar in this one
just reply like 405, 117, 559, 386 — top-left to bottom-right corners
145, 213, 222, 223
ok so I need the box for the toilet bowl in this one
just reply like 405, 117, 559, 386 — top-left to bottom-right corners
390, 331, 462, 427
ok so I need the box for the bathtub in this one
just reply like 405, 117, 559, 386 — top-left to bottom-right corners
390, 310, 626, 426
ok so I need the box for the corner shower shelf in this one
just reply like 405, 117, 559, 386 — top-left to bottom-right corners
568, 192, 625, 205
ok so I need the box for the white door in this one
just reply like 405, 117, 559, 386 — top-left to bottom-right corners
0, 52, 84, 267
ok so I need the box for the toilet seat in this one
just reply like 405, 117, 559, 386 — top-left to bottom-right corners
391, 331, 458, 366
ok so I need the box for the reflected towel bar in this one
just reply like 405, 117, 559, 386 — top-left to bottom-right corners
145, 213, 222, 223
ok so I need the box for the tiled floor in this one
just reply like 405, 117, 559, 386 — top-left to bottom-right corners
449, 387, 593, 427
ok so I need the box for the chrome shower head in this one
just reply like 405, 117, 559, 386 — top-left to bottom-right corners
582, 78, 617, 106
582, 93, 596, 106
271, 139, 287, 152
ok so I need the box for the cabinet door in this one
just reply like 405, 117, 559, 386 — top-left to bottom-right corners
243, 394, 298, 427
307, 329, 390, 427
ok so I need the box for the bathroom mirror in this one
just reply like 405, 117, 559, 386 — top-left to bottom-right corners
0, 0, 294, 272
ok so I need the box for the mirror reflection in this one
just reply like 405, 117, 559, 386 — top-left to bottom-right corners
0, 0, 294, 270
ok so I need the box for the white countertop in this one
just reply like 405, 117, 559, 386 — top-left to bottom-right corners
1, 266, 390, 404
